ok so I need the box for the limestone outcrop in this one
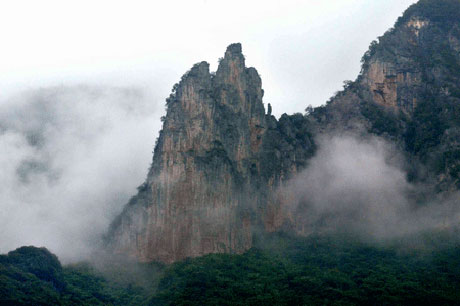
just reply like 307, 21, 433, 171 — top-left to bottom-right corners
107, 44, 314, 263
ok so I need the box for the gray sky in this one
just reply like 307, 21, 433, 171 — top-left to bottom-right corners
1, 0, 417, 116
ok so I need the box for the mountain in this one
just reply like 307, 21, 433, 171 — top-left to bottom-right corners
3, 1, 460, 305
107, 0, 460, 263
107, 44, 315, 263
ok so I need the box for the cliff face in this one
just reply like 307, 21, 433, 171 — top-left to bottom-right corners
359, 16, 429, 113
108, 44, 314, 263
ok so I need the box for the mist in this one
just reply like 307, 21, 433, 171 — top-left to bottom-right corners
0, 85, 162, 262
285, 134, 460, 245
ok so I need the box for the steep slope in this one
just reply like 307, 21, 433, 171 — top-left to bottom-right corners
313, 0, 460, 190
107, 44, 315, 263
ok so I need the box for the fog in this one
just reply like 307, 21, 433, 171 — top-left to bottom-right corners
285, 134, 460, 244
0, 86, 162, 262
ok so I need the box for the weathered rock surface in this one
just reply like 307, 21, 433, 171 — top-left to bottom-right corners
107, 44, 314, 263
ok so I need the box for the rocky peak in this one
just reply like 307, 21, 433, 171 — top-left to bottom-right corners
214, 43, 264, 118
220, 43, 245, 70
107, 44, 272, 263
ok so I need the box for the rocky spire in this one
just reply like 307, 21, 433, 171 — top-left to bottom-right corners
107, 44, 270, 263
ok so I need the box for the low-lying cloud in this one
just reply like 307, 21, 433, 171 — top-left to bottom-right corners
285, 134, 460, 244
0, 85, 162, 262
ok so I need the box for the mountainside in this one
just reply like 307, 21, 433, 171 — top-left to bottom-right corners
313, 0, 460, 191
107, 0, 460, 263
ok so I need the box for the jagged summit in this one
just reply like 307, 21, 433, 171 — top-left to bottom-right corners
171, 43, 248, 93
226, 42, 243, 54
220, 43, 246, 69
108, 44, 271, 263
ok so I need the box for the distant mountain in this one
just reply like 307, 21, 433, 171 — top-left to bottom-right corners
107, 0, 460, 263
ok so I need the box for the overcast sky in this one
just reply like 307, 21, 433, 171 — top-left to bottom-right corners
1, 0, 417, 116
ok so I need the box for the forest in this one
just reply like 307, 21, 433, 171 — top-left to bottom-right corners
2, 233, 460, 305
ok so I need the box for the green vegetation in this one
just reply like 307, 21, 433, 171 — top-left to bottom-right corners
0, 247, 151, 305
359, 101, 406, 138
2, 235, 460, 305
151, 234, 460, 305
396, 0, 460, 29
405, 98, 447, 157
